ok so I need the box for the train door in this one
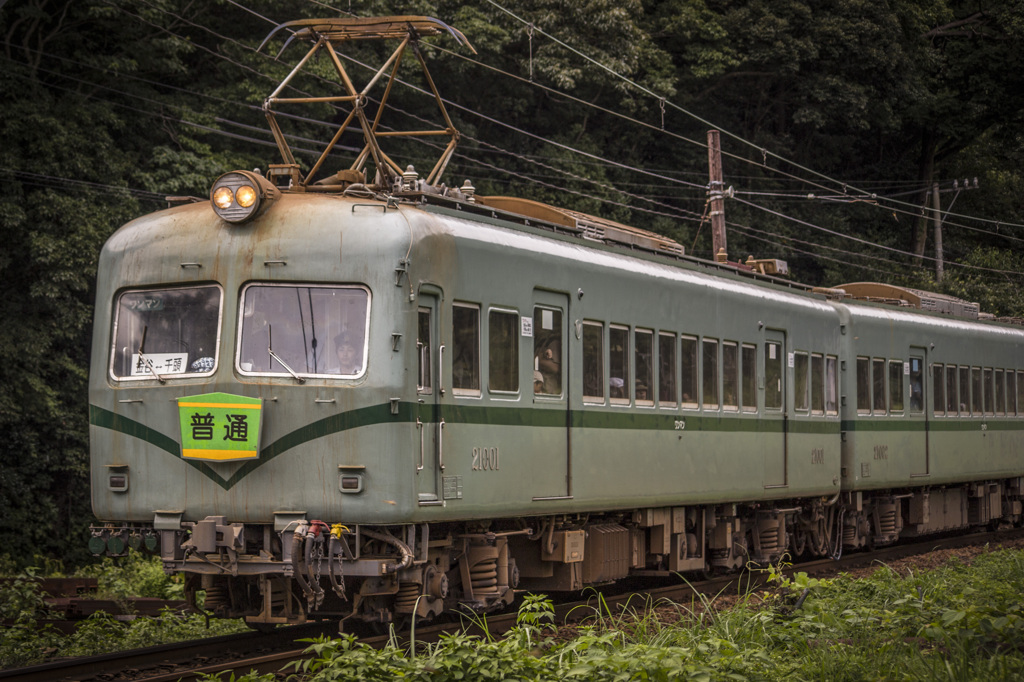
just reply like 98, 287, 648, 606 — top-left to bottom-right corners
763, 330, 788, 488
530, 291, 572, 500
416, 292, 442, 504
909, 348, 929, 477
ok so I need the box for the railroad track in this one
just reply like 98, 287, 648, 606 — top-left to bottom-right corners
3, 527, 1021, 682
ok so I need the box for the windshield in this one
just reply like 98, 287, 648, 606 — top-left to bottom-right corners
110, 286, 223, 380
237, 284, 370, 378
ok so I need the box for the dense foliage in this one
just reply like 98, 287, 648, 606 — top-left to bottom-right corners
1, 1, 1022, 563
0, 555, 245, 668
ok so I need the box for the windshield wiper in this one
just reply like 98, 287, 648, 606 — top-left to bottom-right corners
268, 325, 305, 384
138, 326, 166, 384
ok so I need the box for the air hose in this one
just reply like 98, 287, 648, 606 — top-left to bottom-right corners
362, 528, 414, 574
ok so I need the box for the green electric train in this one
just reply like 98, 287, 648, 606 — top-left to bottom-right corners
87, 17, 1024, 627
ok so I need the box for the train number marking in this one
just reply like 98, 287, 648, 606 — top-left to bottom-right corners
674, 420, 686, 431
810, 448, 824, 464
873, 445, 889, 460
472, 447, 500, 471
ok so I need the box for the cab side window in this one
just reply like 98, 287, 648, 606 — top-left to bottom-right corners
452, 304, 480, 395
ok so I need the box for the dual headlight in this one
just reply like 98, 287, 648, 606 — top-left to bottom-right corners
210, 171, 279, 223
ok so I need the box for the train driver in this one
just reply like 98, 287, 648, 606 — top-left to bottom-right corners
329, 333, 361, 375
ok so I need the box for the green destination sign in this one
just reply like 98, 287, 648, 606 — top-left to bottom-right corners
177, 392, 263, 462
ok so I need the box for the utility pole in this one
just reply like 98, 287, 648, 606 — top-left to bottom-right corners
707, 130, 727, 261
931, 182, 943, 284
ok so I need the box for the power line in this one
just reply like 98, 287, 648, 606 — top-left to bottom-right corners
24, 1, 1021, 279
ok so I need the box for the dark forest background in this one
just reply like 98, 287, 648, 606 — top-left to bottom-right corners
2, 0, 1022, 565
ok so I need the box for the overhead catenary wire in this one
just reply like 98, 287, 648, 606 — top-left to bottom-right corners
19, 0, 1022, 282
477, 0, 1024, 236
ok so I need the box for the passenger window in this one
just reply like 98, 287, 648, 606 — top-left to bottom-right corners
702, 338, 719, 409
793, 352, 809, 412
238, 284, 369, 378
995, 369, 1005, 415
811, 353, 824, 415
417, 309, 432, 392
825, 356, 838, 415
681, 336, 698, 408
765, 342, 783, 411
1008, 370, 1018, 416
1017, 371, 1024, 416
983, 368, 994, 416
452, 304, 480, 395
856, 357, 871, 414
742, 344, 757, 412
889, 360, 904, 413
609, 325, 630, 404
959, 366, 970, 414
872, 358, 886, 414
658, 333, 677, 407
635, 329, 654, 406
722, 342, 739, 411
971, 367, 982, 415
533, 307, 562, 396
112, 285, 222, 380
945, 365, 958, 415
932, 364, 944, 416
488, 309, 519, 393
582, 322, 605, 402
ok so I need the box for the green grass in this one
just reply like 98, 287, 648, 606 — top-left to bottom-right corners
203, 546, 1024, 682
4, 548, 1023, 678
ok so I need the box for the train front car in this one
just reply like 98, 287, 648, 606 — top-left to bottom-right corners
88, 177, 456, 626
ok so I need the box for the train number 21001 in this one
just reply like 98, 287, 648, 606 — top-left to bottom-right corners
472, 447, 500, 471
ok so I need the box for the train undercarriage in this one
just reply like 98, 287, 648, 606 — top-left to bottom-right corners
89, 477, 1024, 627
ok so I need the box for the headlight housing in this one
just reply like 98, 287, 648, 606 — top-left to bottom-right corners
210, 171, 279, 223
